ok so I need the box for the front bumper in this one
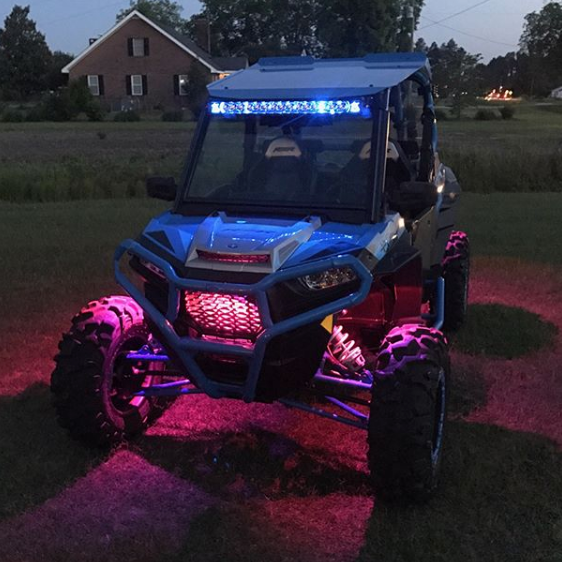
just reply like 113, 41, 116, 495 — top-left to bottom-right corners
115, 239, 373, 402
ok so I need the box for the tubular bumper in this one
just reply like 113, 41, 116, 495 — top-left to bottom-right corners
115, 239, 373, 402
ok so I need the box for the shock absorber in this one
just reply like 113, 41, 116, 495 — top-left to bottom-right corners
328, 325, 366, 374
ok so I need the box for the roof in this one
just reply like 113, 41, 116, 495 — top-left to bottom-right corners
207, 53, 432, 100
62, 10, 247, 74
157, 23, 247, 73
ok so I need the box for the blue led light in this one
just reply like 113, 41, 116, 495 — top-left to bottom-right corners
209, 99, 367, 116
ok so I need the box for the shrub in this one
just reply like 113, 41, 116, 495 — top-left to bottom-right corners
435, 108, 449, 121
474, 109, 498, 121
113, 110, 141, 122
1, 109, 25, 122
161, 110, 184, 122
85, 100, 105, 122
500, 105, 516, 120
41, 90, 77, 121
25, 105, 46, 122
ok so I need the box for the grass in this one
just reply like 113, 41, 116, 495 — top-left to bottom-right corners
0, 121, 193, 202
2, 102, 562, 201
452, 304, 557, 358
0, 193, 561, 561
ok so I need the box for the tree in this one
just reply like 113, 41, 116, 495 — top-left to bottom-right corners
117, 0, 186, 31
191, 0, 425, 61
183, 63, 210, 117
427, 40, 482, 118
189, 0, 322, 60
317, 0, 400, 57
46, 51, 74, 91
0, 5, 52, 99
520, 1, 562, 96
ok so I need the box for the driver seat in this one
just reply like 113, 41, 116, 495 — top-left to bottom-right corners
248, 137, 313, 200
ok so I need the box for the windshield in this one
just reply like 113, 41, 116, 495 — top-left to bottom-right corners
184, 105, 375, 212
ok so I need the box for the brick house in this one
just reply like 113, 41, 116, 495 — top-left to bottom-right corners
62, 10, 247, 111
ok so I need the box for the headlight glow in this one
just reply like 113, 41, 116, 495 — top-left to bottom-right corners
299, 267, 357, 291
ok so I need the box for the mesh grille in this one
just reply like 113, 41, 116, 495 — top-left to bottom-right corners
183, 291, 263, 340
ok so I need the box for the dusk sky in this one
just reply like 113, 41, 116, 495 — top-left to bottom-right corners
0, 0, 549, 61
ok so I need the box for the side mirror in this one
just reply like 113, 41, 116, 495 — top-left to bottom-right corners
388, 181, 438, 215
146, 177, 177, 201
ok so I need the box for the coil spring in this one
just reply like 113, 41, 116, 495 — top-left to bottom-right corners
328, 325, 366, 374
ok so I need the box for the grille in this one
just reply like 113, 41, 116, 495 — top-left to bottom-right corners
183, 291, 263, 340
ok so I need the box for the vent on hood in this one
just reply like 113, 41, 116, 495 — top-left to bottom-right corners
196, 250, 270, 264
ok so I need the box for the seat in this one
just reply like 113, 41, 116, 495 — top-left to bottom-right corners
247, 137, 313, 200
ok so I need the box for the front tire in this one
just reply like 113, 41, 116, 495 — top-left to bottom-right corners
443, 230, 470, 331
51, 296, 171, 446
368, 324, 449, 503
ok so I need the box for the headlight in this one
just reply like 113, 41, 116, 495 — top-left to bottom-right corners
299, 267, 357, 291
139, 258, 165, 279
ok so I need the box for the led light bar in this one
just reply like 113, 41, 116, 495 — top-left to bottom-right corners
209, 100, 367, 116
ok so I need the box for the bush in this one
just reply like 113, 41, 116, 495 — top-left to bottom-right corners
1, 109, 25, 122
500, 105, 516, 120
435, 108, 449, 121
474, 109, 498, 121
25, 106, 46, 122
161, 110, 184, 122
85, 101, 105, 122
113, 110, 141, 122
41, 90, 77, 121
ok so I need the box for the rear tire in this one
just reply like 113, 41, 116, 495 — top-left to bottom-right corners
443, 230, 470, 332
51, 296, 172, 446
368, 324, 449, 503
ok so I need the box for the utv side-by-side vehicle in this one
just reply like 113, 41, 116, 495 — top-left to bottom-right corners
52, 53, 470, 503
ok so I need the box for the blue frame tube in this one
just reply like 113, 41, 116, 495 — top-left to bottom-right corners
313, 373, 373, 391
325, 396, 368, 421
279, 398, 369, 430
127, 352, 170, 362
115, 239, 373, 402
433, 276, 445, 331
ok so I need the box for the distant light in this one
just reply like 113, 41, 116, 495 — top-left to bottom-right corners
208, 99, 369, 116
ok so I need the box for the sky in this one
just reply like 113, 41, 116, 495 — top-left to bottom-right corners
0, 0, 550, 62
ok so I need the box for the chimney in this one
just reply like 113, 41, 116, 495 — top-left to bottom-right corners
193, 17, 211, 54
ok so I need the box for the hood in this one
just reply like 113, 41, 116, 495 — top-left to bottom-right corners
140, 211, 403, 274
185, 213, 322, 272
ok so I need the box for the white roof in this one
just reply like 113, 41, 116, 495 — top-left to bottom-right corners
62, 10, 223, 74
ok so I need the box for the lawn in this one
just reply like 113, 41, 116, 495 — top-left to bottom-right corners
0, 194, 561, 561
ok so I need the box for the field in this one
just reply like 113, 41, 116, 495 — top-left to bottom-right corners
0, 193, 561, 562
1, 101, 562, 202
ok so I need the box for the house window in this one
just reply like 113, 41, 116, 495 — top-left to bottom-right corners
131, 74, 144, 96
178, 74, 188, 96
87, 75, 100, 96
128, 37, 149, 57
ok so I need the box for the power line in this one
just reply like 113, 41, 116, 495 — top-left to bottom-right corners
419, 0, 495, 30
419, 15, 518, 48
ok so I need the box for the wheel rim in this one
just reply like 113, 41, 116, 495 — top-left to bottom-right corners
431, 368, 446, 467
108, 336, 153, 414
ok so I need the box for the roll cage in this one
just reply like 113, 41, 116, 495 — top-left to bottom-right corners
173, 54, 437, 226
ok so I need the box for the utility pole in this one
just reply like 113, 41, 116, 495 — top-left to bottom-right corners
407, 1, 416, 53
